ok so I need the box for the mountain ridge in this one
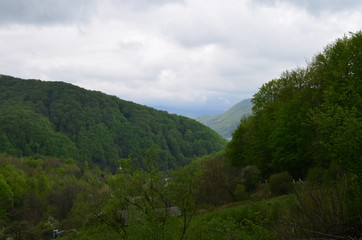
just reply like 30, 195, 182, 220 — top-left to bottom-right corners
196, 98, 252, 139
0, 75, 227, 170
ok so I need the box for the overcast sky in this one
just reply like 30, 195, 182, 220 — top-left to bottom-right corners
0, 0, 361, 117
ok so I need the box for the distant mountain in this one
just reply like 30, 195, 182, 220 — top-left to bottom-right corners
0, 75, 227, 170
196, 99, 252, 139
151, 105, 224, 118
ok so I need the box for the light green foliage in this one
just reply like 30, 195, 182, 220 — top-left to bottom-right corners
0, 162, 27, 199
0, 154, 109, 240
0, 177, 14, 217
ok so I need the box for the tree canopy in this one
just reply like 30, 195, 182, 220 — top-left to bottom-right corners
225, 31, 362, 179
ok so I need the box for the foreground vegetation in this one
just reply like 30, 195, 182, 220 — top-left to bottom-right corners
1, 32, 362, 239
1, 153, 361, 240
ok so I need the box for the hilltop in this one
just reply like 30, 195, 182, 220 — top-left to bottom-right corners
0, 75, 226, 170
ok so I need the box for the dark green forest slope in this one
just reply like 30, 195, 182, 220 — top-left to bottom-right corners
0, 75, 226, 170
196, 99, 252, 139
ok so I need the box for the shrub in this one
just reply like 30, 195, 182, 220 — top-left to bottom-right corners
240, 165, 261, 193
274, 179, 362, 240
307, 162, 346, 184
234, 184, 248, 200
268, 172, 293, 196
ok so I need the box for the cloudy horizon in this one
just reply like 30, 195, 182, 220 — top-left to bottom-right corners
1, 0, 361, 117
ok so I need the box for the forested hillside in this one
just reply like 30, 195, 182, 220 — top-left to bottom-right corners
0, 75, 226, 170
196, 99, 252, 139
226, 31, 362, 180
1, 32, 362, 240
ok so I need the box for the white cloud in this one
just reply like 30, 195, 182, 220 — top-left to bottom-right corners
0, 0, 361, 116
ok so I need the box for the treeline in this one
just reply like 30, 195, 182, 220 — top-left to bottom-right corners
226, 31, 362, 181
0, 76, 226, 170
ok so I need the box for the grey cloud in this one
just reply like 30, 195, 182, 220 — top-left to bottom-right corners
0, 0, 96, 25
1, 0, 361, 117
108, 0, 184, 11
255, 0, 362, 15
117, 40, 144, 52
169, 26, 225, 48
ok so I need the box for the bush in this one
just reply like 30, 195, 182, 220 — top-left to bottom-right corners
268, 172, 293, 196
240, 165, 261, 193
234, 184, 248, 200
307, 162, 346, 184
274, 179, 362, 240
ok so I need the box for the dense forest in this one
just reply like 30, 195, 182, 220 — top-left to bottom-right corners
1, 32, 362, 240
226, 31, 362, 180
0, 76, 226, 170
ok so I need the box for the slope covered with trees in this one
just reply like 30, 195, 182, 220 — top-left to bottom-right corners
1, 32, 362, 240
196, 99, 252, 139
0, 75, 226, 170
226, 31, 362, 180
